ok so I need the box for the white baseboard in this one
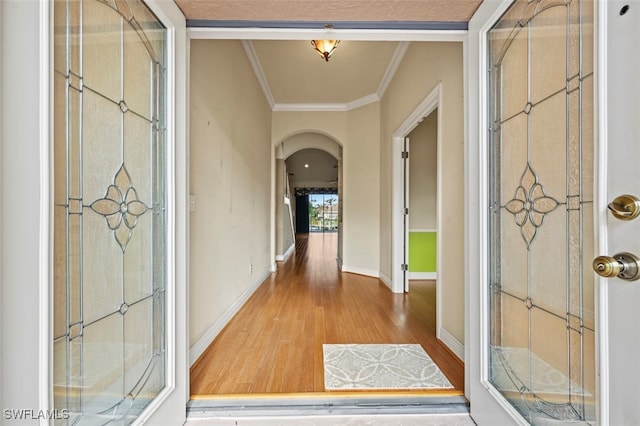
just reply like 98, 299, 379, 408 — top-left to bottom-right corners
438, 326, 464, 362
285, 242, 295, 259
189, 269, 272, 367
341, 265, 379, 279
275, 242, 295, 261
378, 272, 392, 290
408, 272, 437, 280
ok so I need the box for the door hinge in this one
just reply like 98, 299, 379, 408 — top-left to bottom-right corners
401, 264, 408, 271
401, 151, 409, 159
403, 208, 409, 215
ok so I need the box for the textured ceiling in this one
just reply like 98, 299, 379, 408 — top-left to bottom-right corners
174, 0, 483, 23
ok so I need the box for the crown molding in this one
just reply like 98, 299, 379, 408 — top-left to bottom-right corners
241, 39, 427, 112
273, 93, 382, 112
346, 93, 381, 110
377, 41, 411, 98
241, 40, 275, 109
273, 103, 349, 112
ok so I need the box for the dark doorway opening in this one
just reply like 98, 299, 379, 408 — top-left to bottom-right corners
295, 194, 309, 233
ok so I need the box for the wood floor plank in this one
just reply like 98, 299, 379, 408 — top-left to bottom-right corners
190, 233, 465, 395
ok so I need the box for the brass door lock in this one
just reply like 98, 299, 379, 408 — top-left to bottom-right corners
607, 194, 640, 221
593, 252, 640, 281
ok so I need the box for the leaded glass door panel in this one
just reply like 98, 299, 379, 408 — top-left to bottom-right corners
487, 1, 595, 424
53, 0, 168, 423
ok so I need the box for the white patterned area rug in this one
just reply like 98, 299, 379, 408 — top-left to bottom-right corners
323, 344, 453, 390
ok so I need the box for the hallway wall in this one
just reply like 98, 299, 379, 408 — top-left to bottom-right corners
380, 42, 465, 346
345, 102, 381, 273
189, 40, 272, 348
408, 111, 438, 230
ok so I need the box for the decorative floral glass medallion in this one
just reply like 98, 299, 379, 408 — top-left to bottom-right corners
504, 163, 559, 248
89, 164, 150, 251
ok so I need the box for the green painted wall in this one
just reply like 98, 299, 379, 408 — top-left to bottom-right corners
409, 232, 437, 272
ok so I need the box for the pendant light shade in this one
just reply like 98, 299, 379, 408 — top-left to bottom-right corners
311, 39, 340, 62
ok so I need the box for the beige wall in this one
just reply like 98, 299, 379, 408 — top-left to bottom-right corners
189, 40, 272, 347
272, 111, 347, 146
380, 42, 465, 343
345, 102, 381, 272
408, 110, 438, 230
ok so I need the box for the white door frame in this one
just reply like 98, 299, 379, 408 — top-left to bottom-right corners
0, 0, 57, 417
391, 83, 442, 301
465, 1, 528, 422
136, 1, 189, 423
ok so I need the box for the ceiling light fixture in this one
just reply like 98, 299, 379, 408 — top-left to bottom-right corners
304, 164, 309, 168
311, 39, 340, 62
311, 24, 340, 62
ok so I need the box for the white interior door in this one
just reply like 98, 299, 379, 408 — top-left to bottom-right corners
468, 0, 640, 425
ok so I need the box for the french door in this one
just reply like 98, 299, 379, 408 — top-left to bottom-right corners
468, 0, 640, 425
51, 0, 187, 424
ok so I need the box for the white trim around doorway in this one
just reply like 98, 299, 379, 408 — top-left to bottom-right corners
40, 0, 52, 414
465, 2, 530, 422
392, 83, 442, 295
391, 83, 455, 359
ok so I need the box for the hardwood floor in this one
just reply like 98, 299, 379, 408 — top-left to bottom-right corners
190, 232, 464, 396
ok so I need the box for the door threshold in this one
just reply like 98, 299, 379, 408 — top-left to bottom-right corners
187, 391, 468, 418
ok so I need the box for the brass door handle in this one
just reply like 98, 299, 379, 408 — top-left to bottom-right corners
593, 252, 640, 281
607, 194, 640, 220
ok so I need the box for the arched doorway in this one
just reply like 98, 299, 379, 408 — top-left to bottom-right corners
274, 133, 343, 266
